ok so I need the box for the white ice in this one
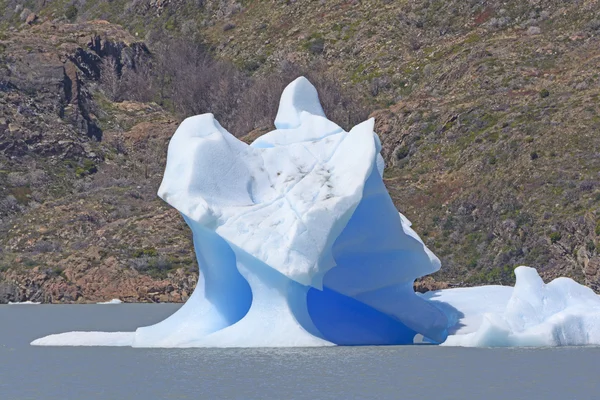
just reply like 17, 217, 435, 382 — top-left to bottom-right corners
435, 267, 600, 347
32, 332, 134, 346
96, 299, 123, 304
8, 301, 41, 305
31, 77, 600, 348
420, 285, 513, 336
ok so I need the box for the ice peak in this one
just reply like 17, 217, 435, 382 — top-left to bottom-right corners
274, 76, 326, 129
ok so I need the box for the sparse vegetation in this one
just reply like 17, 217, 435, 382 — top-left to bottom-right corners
1, 0, 600, 302
114, 38, 368, 135
303, 33, 325, 55
133, 248, 158, 258
467, 265, 516, 286
395, 146, 410, 160
550, 232, 562, 244
65, 5, 78, 22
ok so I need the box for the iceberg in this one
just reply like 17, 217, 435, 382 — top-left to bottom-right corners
431, 267, 600, 347
96, 299, 123, 305
131, 77, 448, 347
31, 77, 600, 348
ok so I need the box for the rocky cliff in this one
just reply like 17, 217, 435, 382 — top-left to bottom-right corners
0, 20, 198, 303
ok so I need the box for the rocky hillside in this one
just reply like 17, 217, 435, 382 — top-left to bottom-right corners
1, 0, 600, 302
0, 21, 197, 303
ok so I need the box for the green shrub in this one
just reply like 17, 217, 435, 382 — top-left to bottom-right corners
303, 33, 325, 54
22, 257, 37, 267
83, 159, 97, 173
586, 240, 596, 252
539, 88, 550, 98
133, 247, 158, 258
467, 265, 515, 285
65, 5, 78, 22
395, 146, 410, 160
76, 159, 97, 177
549, 231, 562, 243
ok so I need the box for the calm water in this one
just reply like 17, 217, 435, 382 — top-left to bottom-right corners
1, 305, 599, 400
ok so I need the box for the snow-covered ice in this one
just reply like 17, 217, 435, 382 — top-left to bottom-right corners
31, 77, 600, 348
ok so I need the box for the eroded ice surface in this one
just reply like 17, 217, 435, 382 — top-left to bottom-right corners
31, 78, 600, 348
420, 285, 513, 336
436, 267, 600, 347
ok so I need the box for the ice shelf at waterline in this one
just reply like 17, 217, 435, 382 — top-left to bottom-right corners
32, 78, 600, 348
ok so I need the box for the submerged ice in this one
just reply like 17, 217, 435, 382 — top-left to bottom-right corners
32, 78, 600, 348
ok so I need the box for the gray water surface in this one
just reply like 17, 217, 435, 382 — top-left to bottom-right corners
1, 304, 599, 400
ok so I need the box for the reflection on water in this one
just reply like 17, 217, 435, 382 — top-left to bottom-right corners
1, 304, 599, 400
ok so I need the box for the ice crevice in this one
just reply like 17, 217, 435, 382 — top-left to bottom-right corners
31, 77, 600, 348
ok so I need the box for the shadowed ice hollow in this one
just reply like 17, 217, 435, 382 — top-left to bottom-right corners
32, 78, 600, 348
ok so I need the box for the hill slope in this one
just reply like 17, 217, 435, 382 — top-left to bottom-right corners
1, 0, 600, 301
0, 21, 196, 302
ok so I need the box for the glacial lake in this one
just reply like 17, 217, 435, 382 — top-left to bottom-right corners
1, 304, 599, 400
